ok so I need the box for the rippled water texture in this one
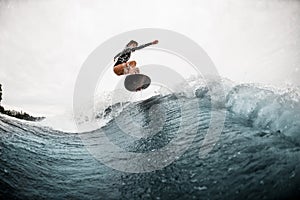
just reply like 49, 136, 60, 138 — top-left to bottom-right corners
1, 83, 300, 199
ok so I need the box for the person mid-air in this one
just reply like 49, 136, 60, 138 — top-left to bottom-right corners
113, 40, 159, 76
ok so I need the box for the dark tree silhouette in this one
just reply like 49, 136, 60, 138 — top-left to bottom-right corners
0, 83, 2, 104
0, 83, 44, 121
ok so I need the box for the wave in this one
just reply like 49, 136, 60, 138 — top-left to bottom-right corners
6, 74, 293, 144
1, 77, 300, 199
87, 77, 300, 143
189, 77, 299, 142
225, 84, 300, 141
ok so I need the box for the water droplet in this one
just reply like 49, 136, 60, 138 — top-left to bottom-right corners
290, 171, 296, 178
190, 172, 196, 177
193, 186, 207, 191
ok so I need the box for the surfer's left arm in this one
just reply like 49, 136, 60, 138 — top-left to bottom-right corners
133, 40, 159, 51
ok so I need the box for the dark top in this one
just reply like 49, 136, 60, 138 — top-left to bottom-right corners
114, 42, 152, 66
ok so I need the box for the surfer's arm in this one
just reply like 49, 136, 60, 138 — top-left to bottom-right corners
132, 40, 159, 51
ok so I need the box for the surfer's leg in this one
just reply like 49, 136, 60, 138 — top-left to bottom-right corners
113, 63, 127, 76
129, 67, 140, 74
113, 61, 138, 76
127, 60, 140, 74
127, 60, 136, 68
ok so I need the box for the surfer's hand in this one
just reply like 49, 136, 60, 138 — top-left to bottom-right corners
152, 40, 158, 45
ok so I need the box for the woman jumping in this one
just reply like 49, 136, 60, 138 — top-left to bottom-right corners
113, 40, 159, 76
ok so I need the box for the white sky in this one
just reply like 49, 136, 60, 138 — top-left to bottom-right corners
0, 0, 299, 117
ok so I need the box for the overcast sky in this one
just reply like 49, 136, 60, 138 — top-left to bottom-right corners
0, 0, 299, 117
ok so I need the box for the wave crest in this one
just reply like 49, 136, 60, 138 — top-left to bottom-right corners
225, 84, 300, 141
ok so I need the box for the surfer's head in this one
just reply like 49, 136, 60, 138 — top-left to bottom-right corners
126, 40, 138, 49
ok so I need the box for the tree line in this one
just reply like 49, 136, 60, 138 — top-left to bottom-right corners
0, 84, 45, 121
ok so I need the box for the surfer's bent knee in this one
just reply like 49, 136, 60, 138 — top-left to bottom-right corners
128, 60, 136, 67
113, 64, 124, 76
